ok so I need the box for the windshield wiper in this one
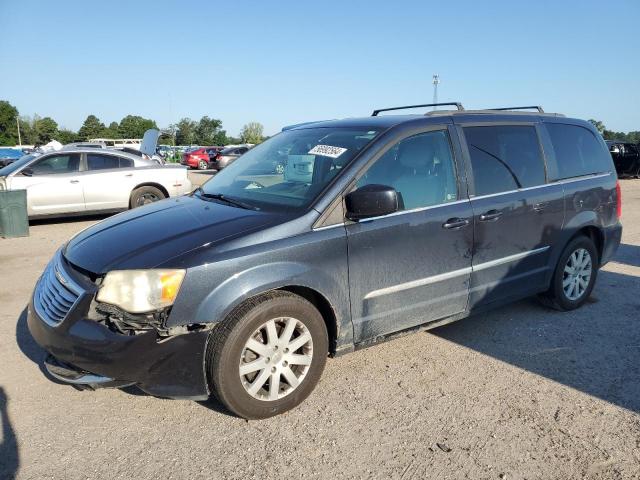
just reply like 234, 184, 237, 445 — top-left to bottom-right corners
194, 188, 258, 210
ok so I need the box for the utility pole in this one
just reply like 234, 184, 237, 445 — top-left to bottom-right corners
432, 74, 440, 109
16, 117, 22, 146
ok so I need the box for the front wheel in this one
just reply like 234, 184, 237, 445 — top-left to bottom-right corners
206, 291, 328, 419
198, 159, 209, 170
539, 235, 598, 311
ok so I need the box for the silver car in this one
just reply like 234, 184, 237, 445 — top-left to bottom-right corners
0, 148, 192, 218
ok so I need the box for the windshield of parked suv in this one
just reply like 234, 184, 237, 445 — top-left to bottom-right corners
198, 127, 381, 211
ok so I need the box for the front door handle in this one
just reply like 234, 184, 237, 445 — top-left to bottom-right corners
70, 180, 80, 184
124, 173, 133, 177
479, 209, 503, 222
443, 217, 470, 230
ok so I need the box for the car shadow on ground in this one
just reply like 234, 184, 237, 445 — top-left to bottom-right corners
15, 308, 69, 386
29, 213, 112, 227
0, 386, 19, 480
430, 244, 640, 415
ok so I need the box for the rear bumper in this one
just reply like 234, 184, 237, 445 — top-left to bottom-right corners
27, 261, 210, 400
208, 158, 231, 170
601, 221, 622, 266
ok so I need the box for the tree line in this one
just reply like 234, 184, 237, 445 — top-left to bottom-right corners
588, 119, 640, 144
0, 99, 264, 147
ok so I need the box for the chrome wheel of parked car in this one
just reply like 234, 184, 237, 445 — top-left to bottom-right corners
562, 248, 592, 300
239, 317, 313, 401
198, 159, 208, 170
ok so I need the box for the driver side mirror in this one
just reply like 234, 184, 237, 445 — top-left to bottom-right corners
345, 184, 400, 221
21, 167, 33, 177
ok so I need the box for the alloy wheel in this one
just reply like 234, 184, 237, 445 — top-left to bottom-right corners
239, 317, 313, 401
562, 248, 592, 301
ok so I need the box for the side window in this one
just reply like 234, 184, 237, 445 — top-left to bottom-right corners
87, 154, 120, 170
119, 157, 133, 168
30, 154, 81, 175
464, 125, 545, 196
355, 130, 458, 211
545, 123, 611, 180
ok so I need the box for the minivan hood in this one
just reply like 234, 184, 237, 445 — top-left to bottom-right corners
64, 196, 284, 274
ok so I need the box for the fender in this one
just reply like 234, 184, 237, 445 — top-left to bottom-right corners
542, 209, 601, 286
171, 258, 353, 348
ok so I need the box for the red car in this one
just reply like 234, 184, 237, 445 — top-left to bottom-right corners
181, 147, 224, 170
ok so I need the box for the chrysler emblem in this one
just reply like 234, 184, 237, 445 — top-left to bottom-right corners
55, 269, 68, 286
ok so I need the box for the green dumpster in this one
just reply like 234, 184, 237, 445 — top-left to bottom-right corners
0, 189, 29, 238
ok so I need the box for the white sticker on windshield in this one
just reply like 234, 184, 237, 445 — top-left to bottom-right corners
308, 144, 347, 158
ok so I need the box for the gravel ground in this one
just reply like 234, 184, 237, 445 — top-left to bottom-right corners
0, 175, 639, 480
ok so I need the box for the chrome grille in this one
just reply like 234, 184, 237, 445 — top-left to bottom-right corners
34, 253, 83, 327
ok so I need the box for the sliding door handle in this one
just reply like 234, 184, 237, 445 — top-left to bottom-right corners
443, 218, 470, 230
479, 210, 502, 222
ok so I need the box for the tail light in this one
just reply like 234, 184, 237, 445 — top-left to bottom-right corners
615, 180, 622, 219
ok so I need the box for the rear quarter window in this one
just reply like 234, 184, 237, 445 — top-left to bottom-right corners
545, 123, 611, 180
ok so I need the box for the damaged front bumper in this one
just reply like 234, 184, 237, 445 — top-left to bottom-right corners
27, 251, 211, 400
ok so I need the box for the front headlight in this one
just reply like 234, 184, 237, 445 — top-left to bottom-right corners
96, 269, 186, 313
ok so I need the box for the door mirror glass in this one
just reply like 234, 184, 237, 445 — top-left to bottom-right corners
345, 184, 399, 220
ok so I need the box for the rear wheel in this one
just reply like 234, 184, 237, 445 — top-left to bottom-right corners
130, 186, 166, 208
539, 235, 598, 311
206, 291, 328, 419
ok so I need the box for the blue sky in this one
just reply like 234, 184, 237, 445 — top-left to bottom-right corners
0, 0, 638, 136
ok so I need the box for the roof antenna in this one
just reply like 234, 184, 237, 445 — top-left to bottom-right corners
432, 74, 440, 110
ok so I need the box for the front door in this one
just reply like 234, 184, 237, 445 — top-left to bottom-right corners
346, 127, 473, 344
460, 123, 564, 307
11, 153, 85, 216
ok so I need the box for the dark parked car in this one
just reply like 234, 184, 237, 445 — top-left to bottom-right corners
208, 145, 250, 170
606, 140, 640, 177
0, 148, 24, 167
28, 103, 621, 419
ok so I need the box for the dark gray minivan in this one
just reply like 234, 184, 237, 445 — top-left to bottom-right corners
28, 104, 622, 419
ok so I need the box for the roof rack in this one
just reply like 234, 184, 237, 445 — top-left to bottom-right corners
371, 102, 464, 116
488, 106, 545, 113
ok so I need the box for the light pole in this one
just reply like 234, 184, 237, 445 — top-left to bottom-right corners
432, 74, 440, 109
16, 117, 22, 147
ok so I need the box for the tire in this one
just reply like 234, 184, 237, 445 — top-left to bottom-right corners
206, 291, 328, 419
539, 235, 599, 311
130, 186, 166, 208
198, 159, 209, 170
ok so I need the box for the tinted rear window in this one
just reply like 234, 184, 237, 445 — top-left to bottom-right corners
546, 123, 611, 179
87, 154, 119, 170
464, 125, 545, 196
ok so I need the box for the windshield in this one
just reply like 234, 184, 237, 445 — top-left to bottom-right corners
198, 127, 381, 211
0, 154, 38, 176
